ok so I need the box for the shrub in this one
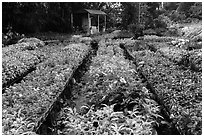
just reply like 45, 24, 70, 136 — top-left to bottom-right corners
2, 31, 24, 46
165, 26, 180, 37
128, 24, 144, 39
170, 11, 186, 22
112, 30, 134, 39
143, 29, 157, 35
189, 2, 202, 19
18, 38, 45, 47
155, 28, 167, 36
157, 15, 172, 28
153, 18, 167, 29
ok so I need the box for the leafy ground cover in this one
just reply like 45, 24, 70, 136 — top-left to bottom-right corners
142, 35, 176, 42
147, 42, 202, 72
181, 22, 202, 41
3, 37, 45, 56
120, 39, 149, 53
26, 32, 72, 41
2, 42, 91, 135
2, 28, 201, 135
2, 40, 47, 89
131, 50, 202, 135
2, 50, 46, 88
54, 39, 167, 135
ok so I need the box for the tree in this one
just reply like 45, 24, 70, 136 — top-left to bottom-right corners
2, 2, 113, 33
121, 2, 140, 29
103, 2, 122, 28
176, 2, 195, 13
189, 2, 202, 19
163, 2, 179, 11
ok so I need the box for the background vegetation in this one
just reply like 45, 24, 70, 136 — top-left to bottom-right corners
2, 2, 202, 43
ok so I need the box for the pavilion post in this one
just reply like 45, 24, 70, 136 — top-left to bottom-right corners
88, 13, 91, 34
104, 15, 106, 32
71, 13, 73, 31
98, 15, 100, 32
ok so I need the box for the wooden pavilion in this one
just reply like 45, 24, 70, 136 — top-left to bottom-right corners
71, 9, 106, 34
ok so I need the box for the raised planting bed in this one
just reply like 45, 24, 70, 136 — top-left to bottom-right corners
2, 39, 45, 57
2, 50, 46, 89
181, 24, 202, 41
148, 42, 188, 63
112, 30, 134, 39
53, 40, 172, 135
142, 35, 177, 42
131, 50, 202, 135
2, 42, 91, 135
169, 39, 201, 50
146, 42, 202, 72
118, 39, 149, 53
187, 49, 202, 71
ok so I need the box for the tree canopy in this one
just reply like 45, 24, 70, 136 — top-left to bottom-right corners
2, 2, 202, 34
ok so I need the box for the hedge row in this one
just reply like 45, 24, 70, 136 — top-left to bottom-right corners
2, 43, 91, 135
133, 50, 202, 135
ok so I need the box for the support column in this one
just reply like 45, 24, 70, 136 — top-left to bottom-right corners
161, 2, 164, 9
104, 15, 106, 32
98, 15, 100, 33
88, 13, 91, 34
71, 13, 73, 31
138, 3, 140, 23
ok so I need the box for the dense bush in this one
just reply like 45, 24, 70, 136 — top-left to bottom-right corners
157, 15, 172, 28
154, 28, 167, 36
189, 2, 202, 19
166, 2, 202, 23
153, 18, 167, 29
2, 30, 25, 46
128, 24, 144, 39
164, 26, 180, 37
169, 11, 186, 22
143, 29, 157, 36
112, 30, 134, 39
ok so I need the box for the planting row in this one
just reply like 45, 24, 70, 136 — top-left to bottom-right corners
2, 50, 46, 88
131, 50, 202, 135
141, 35, 176, 42
2, 38, 46, 88
2, 43, 91, 135
2, 38, 45, 57
147, 42, 202, 72
122, 39, 202, 72
55, 40, 167, 135
141, 35, 201, 50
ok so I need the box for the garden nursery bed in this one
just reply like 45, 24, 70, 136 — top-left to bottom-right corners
2, 31, 202, 135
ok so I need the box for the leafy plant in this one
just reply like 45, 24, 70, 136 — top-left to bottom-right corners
2, 42, 91, 135
132, 49, 202, 135
54, 39, 164, 135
